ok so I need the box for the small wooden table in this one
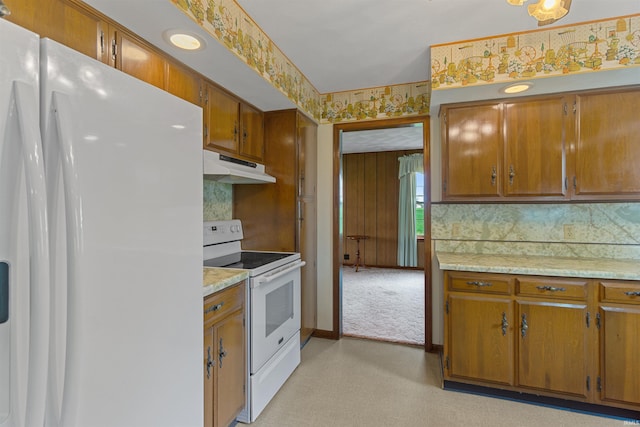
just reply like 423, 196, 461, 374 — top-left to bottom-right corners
346, 235, 368, 272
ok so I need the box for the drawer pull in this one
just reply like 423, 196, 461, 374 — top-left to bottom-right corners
624, 291, 640, 297
536, 286, 566, 292
467, 281, 492, 287
204, 302, 224, 315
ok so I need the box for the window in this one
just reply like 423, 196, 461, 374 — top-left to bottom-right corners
416, 172, 424, 236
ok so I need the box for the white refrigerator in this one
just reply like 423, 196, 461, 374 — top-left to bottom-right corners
0, 18, 204, 427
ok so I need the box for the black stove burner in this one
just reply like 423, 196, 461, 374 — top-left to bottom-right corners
204, 251, 293, 270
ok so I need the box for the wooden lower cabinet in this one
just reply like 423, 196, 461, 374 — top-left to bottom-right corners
597, 280, 640, 409
447, 294, 514, 385
204, 282, 246, 427
516, 300, 589, 397
444, 271, 640, 412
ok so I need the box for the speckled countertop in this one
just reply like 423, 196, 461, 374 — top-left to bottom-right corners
437, 252, 640, 281
203, 268, 249, 297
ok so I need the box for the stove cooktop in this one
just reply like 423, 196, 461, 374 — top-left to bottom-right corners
203, 251, 297, 271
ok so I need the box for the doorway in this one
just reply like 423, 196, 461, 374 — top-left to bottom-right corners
331, 116, 433, 352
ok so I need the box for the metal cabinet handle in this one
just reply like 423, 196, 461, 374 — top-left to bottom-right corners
204, 301, 224, 315
624, 291, 640, 297
536, 286, 566, 292
521, 313, 528, 338
491, 166, 497, 186
218, 338, 227, 368
501, 312, 508, 336
466, 281, 492, 287
206, 346, 214, 379
509, 165, 515, 185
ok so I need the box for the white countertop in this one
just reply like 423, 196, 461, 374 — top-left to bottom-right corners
436, 252, 640, 281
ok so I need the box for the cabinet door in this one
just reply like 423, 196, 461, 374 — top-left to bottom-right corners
574, 88, 640, 200
165, 61, 201, 106
443, 103, 502, 199
516, 300, 589, 398
7, 0, 108, 63
446, 295, 514, 385
112, 26, 166, 89
239, 103, 264, 162
214, 310, 246, 427
205, 83, 240, 155
599, 305, 640, 407
234, 110, 298, 252
504, 96, 567, 199
204, 326, 215, 427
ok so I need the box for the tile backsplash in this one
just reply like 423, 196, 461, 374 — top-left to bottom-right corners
431, 203, 640, 260
203, 179, 232, 221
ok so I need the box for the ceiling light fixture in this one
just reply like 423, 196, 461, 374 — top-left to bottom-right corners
506, 0, 572, 26
163, 30, 206, 51
501, 82, 534, 94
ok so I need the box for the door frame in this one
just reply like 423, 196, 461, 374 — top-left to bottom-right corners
331, 115, 433, 352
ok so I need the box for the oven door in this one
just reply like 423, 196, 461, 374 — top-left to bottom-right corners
250, 260, 304, 373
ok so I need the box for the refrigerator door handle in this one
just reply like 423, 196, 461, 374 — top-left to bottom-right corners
12, 81, 51, 427
47, 91, 82, 426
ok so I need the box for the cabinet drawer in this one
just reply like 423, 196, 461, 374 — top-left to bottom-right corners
204, 281, 244, 325
516, 278, 588, 300
447, 272, 512, 295
599, 281, 640, 305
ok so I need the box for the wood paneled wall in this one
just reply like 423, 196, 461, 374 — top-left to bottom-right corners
343, 149, 423, 269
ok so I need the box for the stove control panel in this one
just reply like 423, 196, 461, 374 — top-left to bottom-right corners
204, 219, 244, 245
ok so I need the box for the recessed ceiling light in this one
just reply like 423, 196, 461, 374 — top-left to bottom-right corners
163, 30, 205, 51
501, 82, 533, 94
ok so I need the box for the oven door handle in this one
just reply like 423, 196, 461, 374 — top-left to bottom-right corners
253, 260, 306, 288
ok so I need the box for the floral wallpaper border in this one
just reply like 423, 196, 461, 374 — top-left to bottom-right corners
170, 2, 639, 122
320, 82, 430, 123
169, 0, 431, 123
431, 14, 640, 90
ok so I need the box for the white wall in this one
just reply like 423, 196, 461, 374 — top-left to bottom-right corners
316, 123, 335, 331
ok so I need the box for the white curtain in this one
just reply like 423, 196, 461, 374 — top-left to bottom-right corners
397, 153, 423, 267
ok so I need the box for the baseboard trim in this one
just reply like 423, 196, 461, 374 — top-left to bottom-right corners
312, 329, 338, 340
443, 380, 640, 420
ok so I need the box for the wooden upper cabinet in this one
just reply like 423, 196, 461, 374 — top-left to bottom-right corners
111, 26, 166, 89
239, 103, 264, 162
442, 86, 640, 202
574, 87, 640, 200
6, 0, 108, 62
503, 96, 568, 199
442, 103, 502, 199
165, 61, 202, 106
204, 82, 241, 154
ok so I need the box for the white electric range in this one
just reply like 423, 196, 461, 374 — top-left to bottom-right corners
203, 220, 304, 423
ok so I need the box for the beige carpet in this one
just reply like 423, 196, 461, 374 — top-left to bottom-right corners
248, 337, 621, 427
342, 267, 425, 345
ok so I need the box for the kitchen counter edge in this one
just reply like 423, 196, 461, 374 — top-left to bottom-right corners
203, 267, 249, 297
436, 252, 640, 281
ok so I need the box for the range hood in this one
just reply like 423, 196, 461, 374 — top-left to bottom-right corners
203, 150, 276, 184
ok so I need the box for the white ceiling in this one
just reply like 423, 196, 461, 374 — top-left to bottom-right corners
237, 0, 639, 93
83, 0, 639, 152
